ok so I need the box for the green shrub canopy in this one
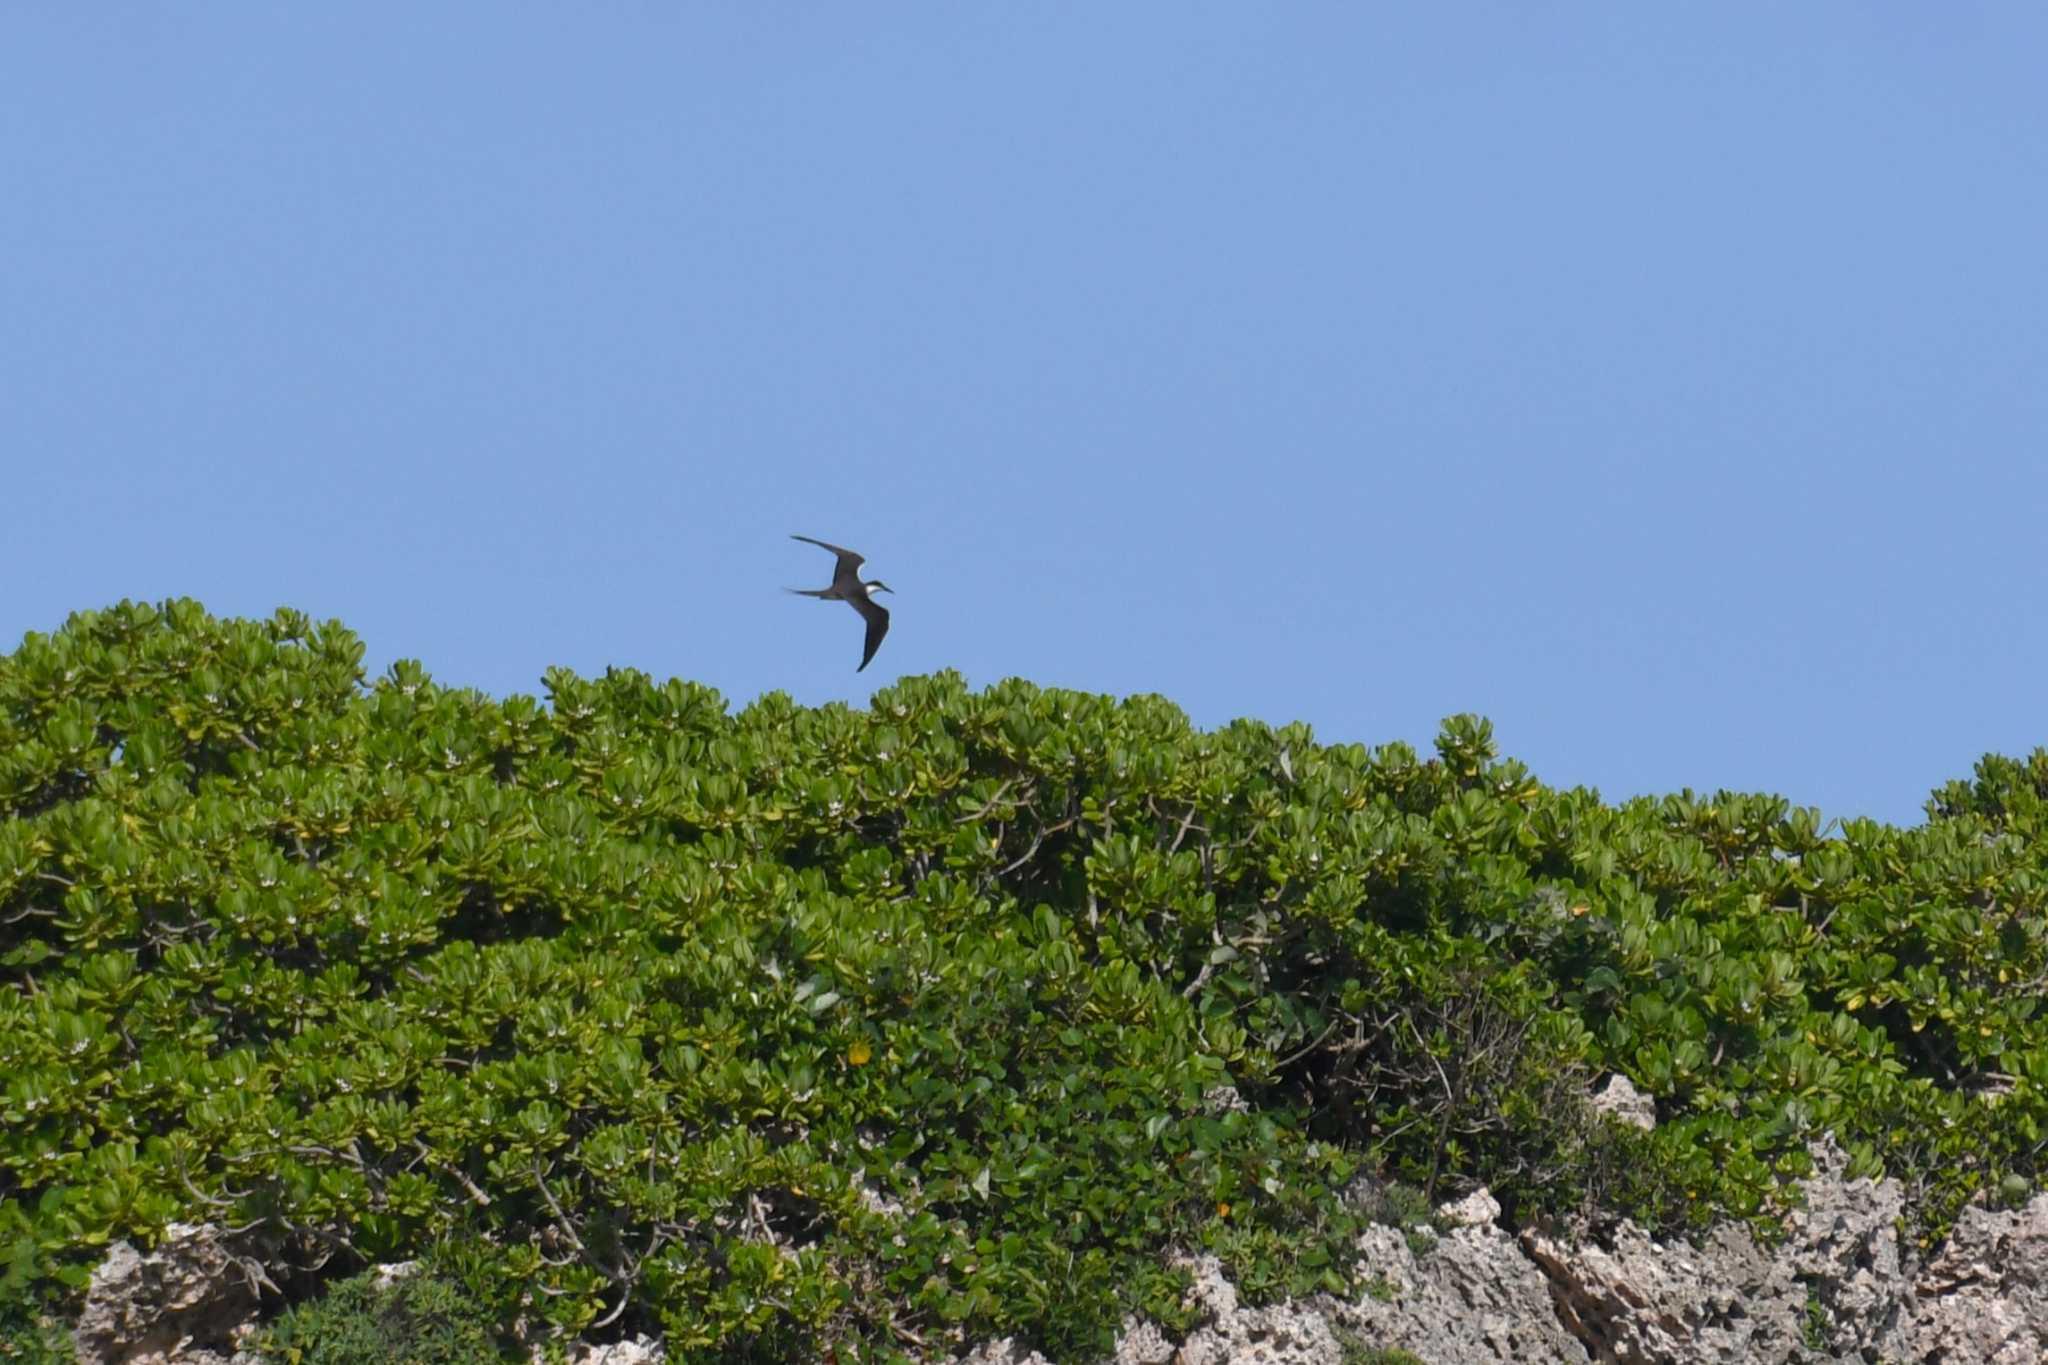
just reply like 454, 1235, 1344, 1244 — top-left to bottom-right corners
2, 600, 2043, 1361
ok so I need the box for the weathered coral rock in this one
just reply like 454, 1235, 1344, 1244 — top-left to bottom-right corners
1899, 1192, 2048, 1365
1084, 1140, 2046, 1365
1333, 1208, 1591, 1363
1136, 1255, 1345, 1365
1589, 1074, 1658, 1132
1778, 1136, 1909, 1359
1507, 1137, 1908, 1363
1523, 1216, 1816, 1362
72, 1223, 265, 1365
958, 1336, 1054, 1365
553, 1334, 668, 1364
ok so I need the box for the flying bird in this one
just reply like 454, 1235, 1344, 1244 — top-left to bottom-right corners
788, 534, 893, 672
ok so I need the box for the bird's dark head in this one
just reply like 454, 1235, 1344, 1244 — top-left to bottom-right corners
864, 579, 895, 595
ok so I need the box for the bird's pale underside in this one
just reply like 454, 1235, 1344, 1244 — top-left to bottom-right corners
788, 534, 893, 672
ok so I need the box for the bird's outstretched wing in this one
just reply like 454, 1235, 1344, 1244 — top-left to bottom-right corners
851, 595, 890, 672
791, 534, 865, 572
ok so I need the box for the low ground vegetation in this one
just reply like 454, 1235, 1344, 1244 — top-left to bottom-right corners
2, 601, 2043, 1361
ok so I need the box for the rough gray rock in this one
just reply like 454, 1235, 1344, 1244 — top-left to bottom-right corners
551, 1335, 668, 1364
1523, 1214, 1820, 1362
72, 1222, 266, 1365
1899, 1191, 2048, 1365
1520, 1134, 2044, 1365
1331, 1187, 1591, 1364
1511, 1137, 1890, 1363
957, 1337, 1054, 1365
1589, 1074, 1658, 1132
1074, 1143, 2046, 1365
1779, 1135, 1910, 1359
1122, 1255, 1344, 1365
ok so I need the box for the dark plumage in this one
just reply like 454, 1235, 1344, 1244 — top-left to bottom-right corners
787, 534, 893, 672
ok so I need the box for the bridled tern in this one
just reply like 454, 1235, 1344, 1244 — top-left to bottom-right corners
788, 534, 893, 672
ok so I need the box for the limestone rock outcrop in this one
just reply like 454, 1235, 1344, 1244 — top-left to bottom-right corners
72, 1222, 266, 1365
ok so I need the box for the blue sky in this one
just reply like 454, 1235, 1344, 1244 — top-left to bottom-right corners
5, 7, 2043, 827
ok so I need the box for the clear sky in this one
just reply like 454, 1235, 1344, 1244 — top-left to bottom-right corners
5, 7, 2044, 828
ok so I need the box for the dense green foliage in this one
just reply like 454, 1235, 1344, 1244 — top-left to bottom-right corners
255, 1261, 507, 1365
2, 600, 2044, 1361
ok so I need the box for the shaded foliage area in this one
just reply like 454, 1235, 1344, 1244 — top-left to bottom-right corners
255, 1259, 508, 1365
2, 600, 2044, 1361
